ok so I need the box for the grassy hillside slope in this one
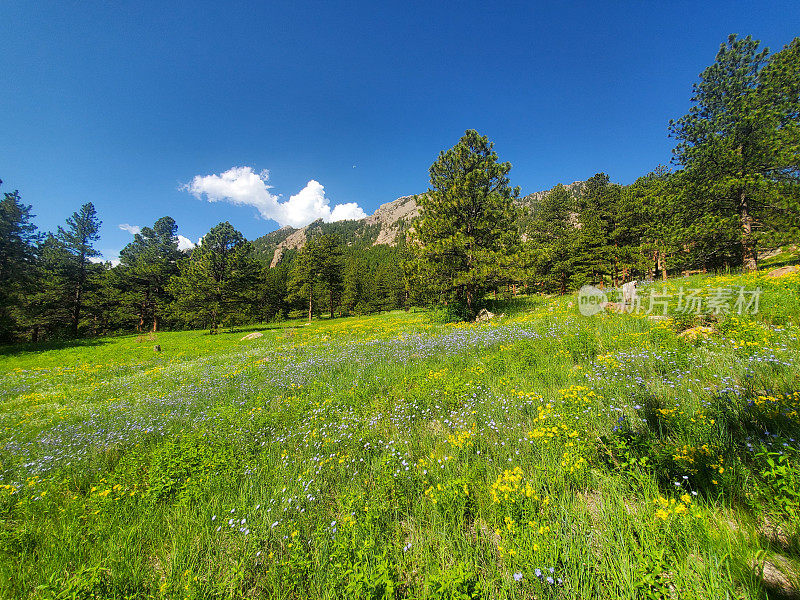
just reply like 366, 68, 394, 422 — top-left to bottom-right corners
1, 272, 799, 598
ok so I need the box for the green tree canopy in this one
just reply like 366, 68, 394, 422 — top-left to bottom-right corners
117, 216, 181, 331
168, 221, 258, 332
525, 183, 578, 294
56, 203, 102, 335
411, 129, 520, 319
287, 233, 344, 321
0, 184, 41, 340
669, 34, 800, 270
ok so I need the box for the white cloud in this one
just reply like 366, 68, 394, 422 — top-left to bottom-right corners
330, 201, 366, 222
184, 166, 367, 229
177, 235, 196, 251
119, 223, 141, 235
89, 256, 121, 267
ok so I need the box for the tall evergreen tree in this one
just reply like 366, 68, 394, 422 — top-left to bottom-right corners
83, 264, 127, 336
260, 262, 290, 322
167, 222, 258, 332
287, 237, 321, 323
287, 234, 345, 321
18, 235, 72, 341
56, 203, 102, 336
411, 130, 520, 319
669, 34, 800, 271
342, 249, 370, 314
315, 234, 344, 319
571, 174, 621, 288
526, 183, 578, 294
620, 167, 676, 280
0, 184, 40, 341
117, 216, 181, 331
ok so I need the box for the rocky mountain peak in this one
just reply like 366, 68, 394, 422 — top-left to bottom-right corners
256, 181, 587, 266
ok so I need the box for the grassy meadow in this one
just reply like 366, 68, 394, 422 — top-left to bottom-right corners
1, 272, 800, 599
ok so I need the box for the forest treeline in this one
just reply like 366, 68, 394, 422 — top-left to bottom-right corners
0, 34, 798, 340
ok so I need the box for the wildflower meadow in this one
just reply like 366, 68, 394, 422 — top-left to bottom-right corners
1, 271, 799, 599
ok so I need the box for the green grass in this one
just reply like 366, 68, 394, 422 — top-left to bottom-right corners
760, 247, 800, 268
1, 272, 800, 598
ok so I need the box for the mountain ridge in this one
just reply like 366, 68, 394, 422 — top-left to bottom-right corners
252, 181, 587, 266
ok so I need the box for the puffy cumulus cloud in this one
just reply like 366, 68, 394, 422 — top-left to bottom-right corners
184, 167, 367, 229
330, 202, 367, 221
185, 166, 277, 214
277, 179, 366, 228
177, 235, 196, 251
119, 223, 141, 235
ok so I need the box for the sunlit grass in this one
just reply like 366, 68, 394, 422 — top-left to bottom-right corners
1, 272, 799, 598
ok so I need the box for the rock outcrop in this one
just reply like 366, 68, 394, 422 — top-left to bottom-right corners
256, 181, 588, 266
265, 195, 420, 266
241, 332, 264, 341
767, 265, 800, 277
362, 195, 420, 245
270, 228, 310, 267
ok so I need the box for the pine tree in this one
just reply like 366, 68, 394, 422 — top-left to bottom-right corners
288, 237, 321, 323
56, 203, 102, 336
83, 265, 126, 336
669, 34, 800, 271
167, 222, 258, 332
571, 174, 620, 288
117, 217, 181, 331
19, 235, 72, 341
411, 130, 520, 319
0, 184, 41, 340
286, 234, 344, 321
619, 167, 675, 281
315, 234, 344, 319
526, 184, 578, 294
342, 250, 369, 315
260, 263, 290, 322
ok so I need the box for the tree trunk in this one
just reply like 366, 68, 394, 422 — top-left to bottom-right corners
72, 249, 87, 337
658, 247, 667, 281
740, 189, 758, 272
329, 288, 334, 320
72, 282, 82, 336
307, 281, 313, 323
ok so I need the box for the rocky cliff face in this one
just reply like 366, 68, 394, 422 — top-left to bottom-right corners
256, 181, 586, 266
363, 195, 420, 245
268, 227, 313, 267
521, 180, 586, 206
263, 194, 420, 266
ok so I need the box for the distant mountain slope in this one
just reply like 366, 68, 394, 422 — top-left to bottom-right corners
520, 180, 586, 207
361, 195, 419, 245
252, 195, 418, 266
251, 182, 586, 266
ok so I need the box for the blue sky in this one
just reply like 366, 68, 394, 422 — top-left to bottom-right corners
2, 1, 798, 262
